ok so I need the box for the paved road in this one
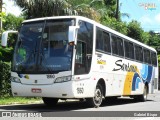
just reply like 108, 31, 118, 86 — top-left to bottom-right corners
0, 91, 160, 118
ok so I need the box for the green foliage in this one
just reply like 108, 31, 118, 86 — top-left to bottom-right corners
147, 32, 160, 54
0, 46, 13, 62
127, 20, 144, 42
0, 13, 22, 97
141, 32, 151, 45
0, 12, 6, 22
16, 0, 103, 21
0, 13, 23, 62
0, 97, 41, 105
3, 13, 24, 30
158, 55, 160, 66
68, 0, 104, 22
101, 16, 128, 35
16, 0, 71, 19
104, 0, 116, 17
0, 61, 11, 97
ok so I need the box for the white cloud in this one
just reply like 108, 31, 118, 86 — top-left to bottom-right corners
139, 15, 153, 25
155, 13, 160, 23
3, 0, 22, 16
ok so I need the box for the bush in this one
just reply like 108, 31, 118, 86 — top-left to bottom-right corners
0, 61, 12, 97
0, 46, 13, 62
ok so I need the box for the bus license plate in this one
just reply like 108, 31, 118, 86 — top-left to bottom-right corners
31, 88, 42, 93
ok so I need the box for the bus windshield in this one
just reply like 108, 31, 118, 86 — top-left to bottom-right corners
12, 19, 75, 74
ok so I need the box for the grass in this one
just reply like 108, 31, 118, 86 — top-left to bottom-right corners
0, 97, 42, 105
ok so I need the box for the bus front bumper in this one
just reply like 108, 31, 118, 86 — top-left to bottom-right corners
11, 80, 95, 98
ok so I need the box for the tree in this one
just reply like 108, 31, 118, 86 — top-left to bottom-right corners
3, 13, 24, 30
104, 0, 129, 21
16, 0, 104, 21
15, 0, 72, 19
0, 14, 23, 62
68, 0, 105, 21
3, 13, 24, 48
148, 31, 160, 46
104, 0, 116, 18
127, 20, 144, 42
101, 15, 128, 35
158, 55, 160, 66
0, 0, 3, 30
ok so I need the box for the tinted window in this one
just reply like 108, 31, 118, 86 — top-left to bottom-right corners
151, 52, 157, 66
135, 45, 143, 62
96, 28, 103, 51
111, 35, 124, 57
103, 32, 111, 53
117, 37, 124, 57
96, 27, 111, 53
111, 36, 117, 55
124, 41, 134, 59
143, 49, 151, 64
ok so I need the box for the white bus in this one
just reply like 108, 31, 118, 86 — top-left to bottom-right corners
1, 16, 158, 107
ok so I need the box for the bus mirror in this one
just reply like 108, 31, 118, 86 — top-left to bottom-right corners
68, 26, 79, 43
1, 31, 18, 47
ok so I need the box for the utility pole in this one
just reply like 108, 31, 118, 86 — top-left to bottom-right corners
0, 0, 2, 31
115, 0, 119, 20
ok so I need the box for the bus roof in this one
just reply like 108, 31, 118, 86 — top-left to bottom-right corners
23, 16, 157, 53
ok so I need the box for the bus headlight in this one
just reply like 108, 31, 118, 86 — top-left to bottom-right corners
10, 76, 21, 83
54, 76, 72, 83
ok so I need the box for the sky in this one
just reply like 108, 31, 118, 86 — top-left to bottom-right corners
3, 0, 22, 16
3, 0, 160, 32
120, 0, 160, 32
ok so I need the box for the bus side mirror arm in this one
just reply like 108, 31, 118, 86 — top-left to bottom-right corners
1, 31, 18, 47
68, 26, 79, 43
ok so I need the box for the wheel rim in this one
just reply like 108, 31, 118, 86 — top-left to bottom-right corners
93, 88, 102, 106
144, 87, 147, 100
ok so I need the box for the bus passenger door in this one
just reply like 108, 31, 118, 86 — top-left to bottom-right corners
74, 41, 88, 75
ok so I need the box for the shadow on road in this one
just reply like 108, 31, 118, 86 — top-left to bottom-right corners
0, 97, 154, 112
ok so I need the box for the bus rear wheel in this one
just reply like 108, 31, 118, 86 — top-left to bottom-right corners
134, 85, 148, 102
42, 97, 59, 107
86, 84, 103, 108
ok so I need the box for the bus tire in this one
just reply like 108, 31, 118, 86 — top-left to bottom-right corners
86, 84, 103, 108
134, 85, 148, 102
42, 97, 59, 107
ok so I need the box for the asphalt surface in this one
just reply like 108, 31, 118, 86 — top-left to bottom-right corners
0, 91, 160, 119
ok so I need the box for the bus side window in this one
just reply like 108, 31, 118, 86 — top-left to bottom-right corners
143, 49, 151, 64
96, 28, 111, 54
103, 31, 111, 53
117, 37, 124, 57
111, 35, 118, 55
124, 41, 134, 59
96, 28, 103, 51
111, 35, 124, 57
135, 45, 143, 62
151, 52, 157, 66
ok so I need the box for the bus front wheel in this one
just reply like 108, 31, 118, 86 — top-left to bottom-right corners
86, 84, 103, 108
42, 97, 59, 107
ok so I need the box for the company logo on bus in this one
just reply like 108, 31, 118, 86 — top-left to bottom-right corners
97, 58, 106, 65
112, 60, 138, 72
